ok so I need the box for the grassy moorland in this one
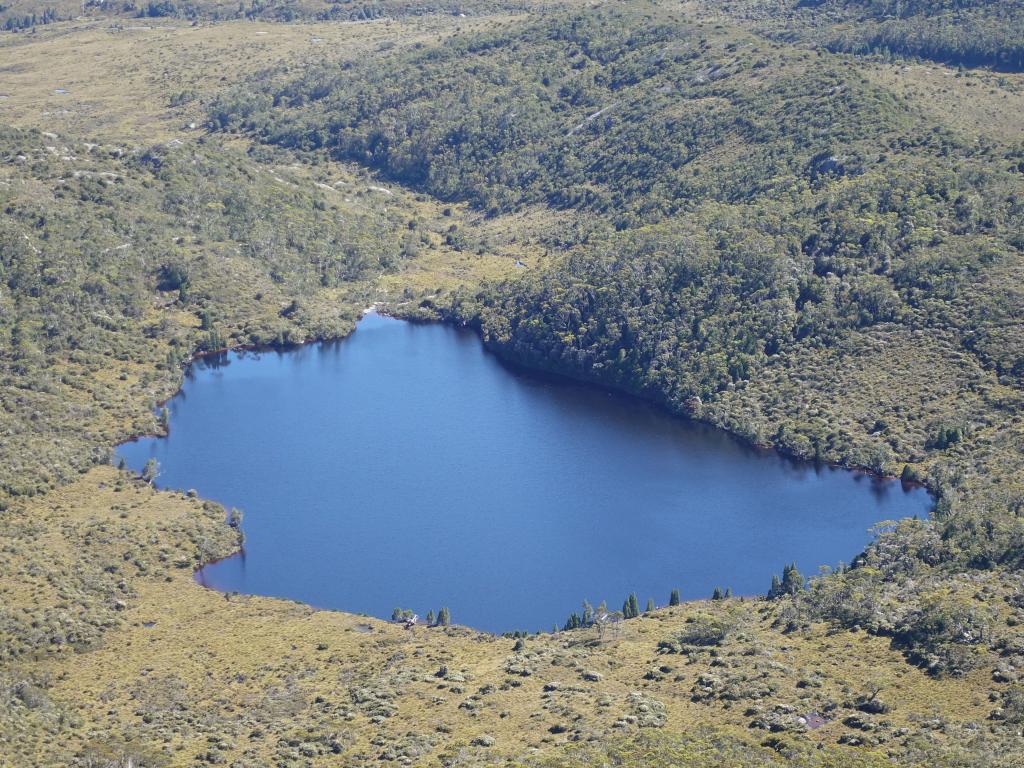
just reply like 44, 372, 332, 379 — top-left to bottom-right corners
0, 0, 539, 31
1, 1, 1023, 766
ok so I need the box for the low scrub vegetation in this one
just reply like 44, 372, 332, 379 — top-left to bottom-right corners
0, 1, 1023, 765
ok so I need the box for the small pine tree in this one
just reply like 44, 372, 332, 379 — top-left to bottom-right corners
391, 607, 403, 621
623, 592, 640, 619
646, 598, 655, 613
711, 587, 724, 600
437, 607, 451, 626
426, 610, 435, 625
159, 406, 169, 430
781, 562, 804, 596
581, 599, 594, 626
669, 588, 681, 606
724, 587, 732, 599
142, 458, 160, 484
768, 563, 805, 599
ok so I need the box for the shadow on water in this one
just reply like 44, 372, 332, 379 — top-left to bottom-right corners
488, 346, 913, 503
119, 313, 934, 633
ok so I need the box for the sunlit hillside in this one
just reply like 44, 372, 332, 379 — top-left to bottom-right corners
0, 2, 1022, 766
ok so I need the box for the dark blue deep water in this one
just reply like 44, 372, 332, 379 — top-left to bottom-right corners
118, 312, 932, 632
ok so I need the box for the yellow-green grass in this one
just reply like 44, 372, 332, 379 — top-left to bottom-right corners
0, 15, 529, 142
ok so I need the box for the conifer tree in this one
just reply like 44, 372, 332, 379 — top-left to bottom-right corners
437, 606, 451, 626
426, 610, 435, 625
712, 587, 724, 600
669, 588, 681, 606
768, 563, 805, 599
646, 598, 654, 612
623, 592, 640, 619
781, 562, 804, 595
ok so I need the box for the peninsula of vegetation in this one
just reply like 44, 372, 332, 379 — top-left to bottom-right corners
0, 1, 1022, 766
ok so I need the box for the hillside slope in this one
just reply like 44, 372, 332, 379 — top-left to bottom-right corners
0, 3, 1023, 767
710, 0, 1024, 70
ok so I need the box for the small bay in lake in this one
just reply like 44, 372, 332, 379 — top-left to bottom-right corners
118, 312, 933, 632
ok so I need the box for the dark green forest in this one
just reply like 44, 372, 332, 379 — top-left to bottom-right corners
721, 0, 1024, 70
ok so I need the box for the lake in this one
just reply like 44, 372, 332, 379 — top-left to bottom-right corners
118, 312, 933, 633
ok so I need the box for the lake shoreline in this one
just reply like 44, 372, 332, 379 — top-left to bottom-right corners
408, 305, 932, 497
115, 303, 932, 633
118, 301, 929, 498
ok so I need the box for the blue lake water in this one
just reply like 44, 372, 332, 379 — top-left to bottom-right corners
118, 312, 933, 632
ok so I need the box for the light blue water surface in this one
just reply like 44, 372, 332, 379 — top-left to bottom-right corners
118, 312, 932, 632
